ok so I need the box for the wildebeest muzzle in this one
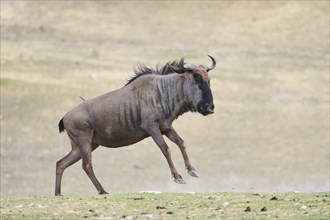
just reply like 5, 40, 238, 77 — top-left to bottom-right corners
197, 102, 215, 115
197, 85, 215, 116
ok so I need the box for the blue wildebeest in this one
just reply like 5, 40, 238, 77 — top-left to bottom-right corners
55, 55, 216, 195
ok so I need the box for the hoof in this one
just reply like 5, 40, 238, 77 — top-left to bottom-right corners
174, 178, 186, 184
55, 193, 62, 196
188, 170, 198, 178
99, 190, 109, 195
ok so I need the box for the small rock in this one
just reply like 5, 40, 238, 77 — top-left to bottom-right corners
270, 196, 278, 200
244, 206, 251, 212
14, 204, 23, 209
222, 202, 229, 207
89, 209, 95, 213
260, 207, 267, 212
156, 206, 166, 209
139, 191, 162, 194
124, 216, 134, 220
142, 213, 154, 219
166, 211, 174, 215
301, 205, 307, 210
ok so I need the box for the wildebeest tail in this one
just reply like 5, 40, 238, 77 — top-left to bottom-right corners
58, 118, 65, 133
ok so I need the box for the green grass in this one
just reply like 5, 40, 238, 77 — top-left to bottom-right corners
0, 78, 15, 86
1, 192, 329, 219
89, 49, 100, 60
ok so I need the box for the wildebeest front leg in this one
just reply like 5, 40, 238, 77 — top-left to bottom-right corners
165, 127, 198, 178
146, 124, 186, 184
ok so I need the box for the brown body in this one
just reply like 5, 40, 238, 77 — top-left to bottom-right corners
55, 55, 216, 195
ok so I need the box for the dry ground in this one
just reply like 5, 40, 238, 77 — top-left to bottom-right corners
1, 1, 329, 198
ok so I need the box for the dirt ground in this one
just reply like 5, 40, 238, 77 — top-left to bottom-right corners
1, 1, 329, 198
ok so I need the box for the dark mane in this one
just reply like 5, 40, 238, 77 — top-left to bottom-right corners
125, 59, 185, 86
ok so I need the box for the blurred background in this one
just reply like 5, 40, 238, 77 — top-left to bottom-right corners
1, 1, 329, 198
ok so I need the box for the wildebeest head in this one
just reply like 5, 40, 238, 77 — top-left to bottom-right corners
170, 55, 216, 116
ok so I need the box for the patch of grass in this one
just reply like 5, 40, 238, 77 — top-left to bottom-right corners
1, 192, 329, 219
89, 49, 100, 60
0, 78, 15, 86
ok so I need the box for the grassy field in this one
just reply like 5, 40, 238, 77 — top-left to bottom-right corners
1, 192, 329, 219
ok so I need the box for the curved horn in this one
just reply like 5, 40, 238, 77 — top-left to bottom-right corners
206, 55, 216, 72
178, 55, 185, 68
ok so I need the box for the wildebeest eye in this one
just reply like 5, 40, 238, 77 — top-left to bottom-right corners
194, 73, 202, 81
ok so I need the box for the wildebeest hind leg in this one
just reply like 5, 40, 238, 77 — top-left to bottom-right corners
80, 143, 108, 194
165, 127, 198, 178
55, 147, 81, 196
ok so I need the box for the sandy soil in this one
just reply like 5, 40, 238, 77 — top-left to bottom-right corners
1, 1, 329, 198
